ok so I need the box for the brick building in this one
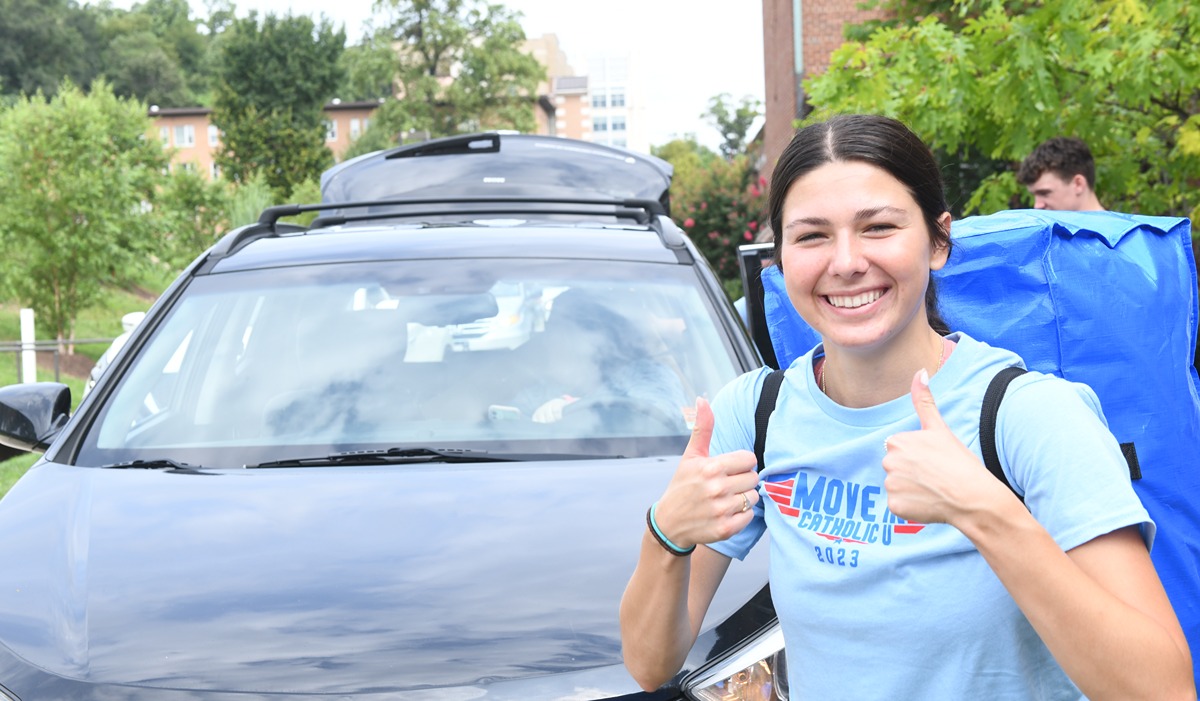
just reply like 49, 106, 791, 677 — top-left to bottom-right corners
760, 0, 887, 174
150, 100, 381, 179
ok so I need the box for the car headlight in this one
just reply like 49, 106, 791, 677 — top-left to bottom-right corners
683, 623, 788, 701
0, 684, 20, 701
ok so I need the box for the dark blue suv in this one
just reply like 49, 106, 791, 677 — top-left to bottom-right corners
0, 133, 783, 700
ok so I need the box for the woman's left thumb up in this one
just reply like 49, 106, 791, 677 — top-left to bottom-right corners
910, 368, 946, 431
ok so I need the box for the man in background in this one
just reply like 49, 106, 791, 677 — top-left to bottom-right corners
1016, 136, 1105, 211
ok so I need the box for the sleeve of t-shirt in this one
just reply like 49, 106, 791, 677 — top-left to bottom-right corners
996, 372, 1155, 552
705, 367, 773, 561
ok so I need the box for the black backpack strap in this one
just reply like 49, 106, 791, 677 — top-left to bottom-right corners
981, 366, 1143, 499
754, 369, 786, 473
980, 366, 1027, 499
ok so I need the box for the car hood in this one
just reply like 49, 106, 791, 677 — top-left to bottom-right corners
0, 458, 768, 697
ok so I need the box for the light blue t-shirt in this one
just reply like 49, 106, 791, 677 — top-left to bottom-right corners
708, 332, 1152, 700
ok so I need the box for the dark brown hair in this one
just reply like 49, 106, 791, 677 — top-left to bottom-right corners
1016, 136, 1096, 188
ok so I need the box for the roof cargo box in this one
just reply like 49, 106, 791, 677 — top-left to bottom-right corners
320, 132, 673, 213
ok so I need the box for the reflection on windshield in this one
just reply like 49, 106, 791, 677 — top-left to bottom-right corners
80, 259, 741, 466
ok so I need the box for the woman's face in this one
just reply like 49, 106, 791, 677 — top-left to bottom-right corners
778, 160, 950, 356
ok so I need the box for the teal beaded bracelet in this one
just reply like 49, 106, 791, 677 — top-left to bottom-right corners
646, 502, 695, 556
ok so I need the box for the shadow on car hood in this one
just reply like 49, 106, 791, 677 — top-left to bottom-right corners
0, 458, 769, 697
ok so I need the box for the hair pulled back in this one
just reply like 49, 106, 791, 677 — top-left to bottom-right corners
767, 114, 952, 335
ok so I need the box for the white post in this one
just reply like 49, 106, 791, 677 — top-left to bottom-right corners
19, 308, 36, 384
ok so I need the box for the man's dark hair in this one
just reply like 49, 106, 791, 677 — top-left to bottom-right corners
1016, 137, 1096, 188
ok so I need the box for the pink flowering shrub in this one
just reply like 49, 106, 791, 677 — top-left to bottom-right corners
672, 154, 768, 298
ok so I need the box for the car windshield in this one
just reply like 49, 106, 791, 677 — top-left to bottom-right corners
74, 258, 743, 467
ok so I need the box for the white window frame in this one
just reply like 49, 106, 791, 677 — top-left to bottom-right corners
174, 124, 195, 148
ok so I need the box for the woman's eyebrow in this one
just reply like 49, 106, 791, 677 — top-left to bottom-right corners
784, 205, 909, 231
783, 215, 831, 230
855, 205, 907, 220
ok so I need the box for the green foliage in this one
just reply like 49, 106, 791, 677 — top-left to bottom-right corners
98, 0, 212, 105
211, 12, 345, 198
215, 105, 335, 199
154, 168, 230, 269
0, 79, 167, 346
652, 136, 722, 205
339, 36, 397, 101
224, 172, 276, 229
0, 0, 224, 106
279, 178, 323, 227
199, 0, 237, 37
846, 0, 967, 40
0, 0, 102, 98
368, 0, 545, 138
0, 453, 38, 499
660, 139, 768, 294
806, 0, 1200, 218
101, 30, 192, 106
342, 98, 413, 159
703, 93, 763, 160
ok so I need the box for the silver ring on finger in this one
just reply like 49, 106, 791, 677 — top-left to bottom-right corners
740, 491, 751, 513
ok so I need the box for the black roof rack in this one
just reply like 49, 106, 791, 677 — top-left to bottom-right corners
258, 195, 666, 227
199, 193, 689, 273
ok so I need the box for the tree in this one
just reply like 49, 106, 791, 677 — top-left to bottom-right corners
338, 34, 397, 102
211, 12, 345, 198
102, 30, 192, 106
0, 80, 167, 349
804, 0, 1200, 219
109, 0, 212, 104
655, 138, 767, 296
703, 93, 762, 160
153, 168, 230, 269
367, 0, 545, 138
199, 0, 236, 37
0, 0, 102, 98
653, 135, 721, 202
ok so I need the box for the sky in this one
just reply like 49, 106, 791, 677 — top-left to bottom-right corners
166, 0, 766, 152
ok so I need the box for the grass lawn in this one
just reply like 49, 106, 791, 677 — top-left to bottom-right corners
0, 453, 38, 497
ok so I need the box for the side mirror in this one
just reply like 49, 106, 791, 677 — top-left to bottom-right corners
0, 383, 71, 453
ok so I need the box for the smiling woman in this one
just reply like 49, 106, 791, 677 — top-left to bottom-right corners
620, 114, 1195, 700
776, 160, 950, 405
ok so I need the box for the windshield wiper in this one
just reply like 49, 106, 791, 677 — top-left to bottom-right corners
246, 447, 511, 468
245, 447, 620, 468
99, 458, 202, 471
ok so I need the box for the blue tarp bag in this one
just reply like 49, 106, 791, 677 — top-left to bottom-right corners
761, 209, 1200, 680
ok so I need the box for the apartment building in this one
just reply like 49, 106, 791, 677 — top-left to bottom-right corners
524, 34, 649, 153
524, 33, 589, 141
585, 54, 632, 151
149, 100, 381, 179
